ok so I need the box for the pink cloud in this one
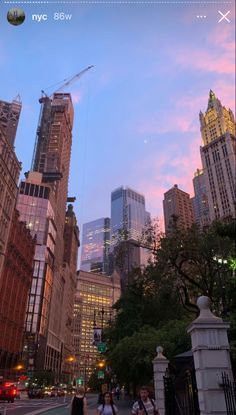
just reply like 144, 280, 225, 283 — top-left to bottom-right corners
175, 48, 234, 75
136, 112, 198, 135
169, 23, 235, 76
135, 136, 202, 225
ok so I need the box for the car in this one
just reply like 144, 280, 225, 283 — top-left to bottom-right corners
28, 388, 45, 399
0, 382, 17, 403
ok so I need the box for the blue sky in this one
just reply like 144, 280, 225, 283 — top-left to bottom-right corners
0, 2, 235, 236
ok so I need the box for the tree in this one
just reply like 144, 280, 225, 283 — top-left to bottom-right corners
106, 219, 236, 384
155, 221, 235, 316
108, 321, 191, 392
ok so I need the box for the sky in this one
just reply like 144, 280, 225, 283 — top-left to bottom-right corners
0, 2, 235, 238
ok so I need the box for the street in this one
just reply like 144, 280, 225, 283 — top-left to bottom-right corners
0, 394, 132, 415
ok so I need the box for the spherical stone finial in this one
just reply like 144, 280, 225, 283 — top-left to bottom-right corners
156, 346, 163, 354
197, 296, 211, 311
155, 345, 166, 360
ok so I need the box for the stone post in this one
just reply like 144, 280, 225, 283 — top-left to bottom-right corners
187, 296, 233, 415
153, 346, 169, 415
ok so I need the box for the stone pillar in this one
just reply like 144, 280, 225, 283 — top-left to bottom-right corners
187, 296, 233, 415
152, 346, 169, 415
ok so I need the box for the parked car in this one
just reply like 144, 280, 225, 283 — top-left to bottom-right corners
0, 381, 17, 403
28, 388, 44, 399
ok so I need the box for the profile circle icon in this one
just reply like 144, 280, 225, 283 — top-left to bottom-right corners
7, 8, 25, 26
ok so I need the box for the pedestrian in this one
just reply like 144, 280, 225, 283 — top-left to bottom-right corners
115, 386, 120, 400
131, 386, 160, 415
97, 392, 118, 415
71, 386, 88, 415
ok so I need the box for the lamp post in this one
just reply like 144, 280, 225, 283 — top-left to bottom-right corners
66, 356, 76, 385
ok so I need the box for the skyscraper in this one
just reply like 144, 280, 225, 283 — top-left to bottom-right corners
192, 169, 210, 228
200, 91, 236, 221
72, 270, 121, 383
17, 172, 57, 375
60, 203, 80, 382
80, 218, 110, 275
163, 184, 194, 234
0, 96, 22, 147
0, 210, 35, 378
111, 186, 149, 243
17, 92, 78, 380
110, 186, 151, 290
0, 119, 21, 281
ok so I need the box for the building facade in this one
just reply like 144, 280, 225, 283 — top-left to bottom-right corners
192, 169, 210, 228
163, 184, 194, 234
17, 172, 57, 377
0, 209, 35, 378
16, 92, 78, 380
72, 270, 121, 384
200, 91, 236, 221
0, 123, 21, 279
0, 96, 22, 147
80, 218, 110, 275
60, 204, 80, 382
111, 186, 149, 243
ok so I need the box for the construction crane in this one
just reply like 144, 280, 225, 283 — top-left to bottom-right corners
40, 65, 94, 99
33, 65, 94, 171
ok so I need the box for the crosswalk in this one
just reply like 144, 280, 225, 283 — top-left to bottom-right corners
0, 397, 69, 414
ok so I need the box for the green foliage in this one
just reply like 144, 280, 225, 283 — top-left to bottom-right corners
108, 322, 191, 387
106, 219, 236, 387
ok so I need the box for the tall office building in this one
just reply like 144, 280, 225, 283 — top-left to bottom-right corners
60, 204, 80, 382
0, 96, 22, 147
110, 186, 151, 290
0, 210, 35, 378
111, 186, 149, 243
17, 172, 57, 375
80, 218, 110, 275
17, 93, 78, 380
199, 90, 236, 221
0, 120, 21, 283
192, 169, 210, 227
163, 184, 194, 234
72, 270, 121, 384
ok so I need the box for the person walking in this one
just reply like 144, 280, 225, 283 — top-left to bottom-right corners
97, 392, 118, 415
132, 386, 160, 415
71, 386, 88, 415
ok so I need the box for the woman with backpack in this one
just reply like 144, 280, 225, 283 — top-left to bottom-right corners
71, 386, 88, 415
97, 392, 118, 415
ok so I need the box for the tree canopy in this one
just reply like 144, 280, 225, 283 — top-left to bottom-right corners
106, 219, 236, 387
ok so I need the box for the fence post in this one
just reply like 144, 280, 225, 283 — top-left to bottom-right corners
153, 346, 169, 415
187, 296, 233, 415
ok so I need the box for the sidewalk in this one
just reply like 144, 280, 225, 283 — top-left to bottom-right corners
88, 398, 133, 415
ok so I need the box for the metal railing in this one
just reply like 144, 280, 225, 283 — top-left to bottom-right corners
222, 372, 236, 415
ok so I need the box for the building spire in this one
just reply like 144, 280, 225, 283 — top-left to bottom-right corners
207, 89, 217, 110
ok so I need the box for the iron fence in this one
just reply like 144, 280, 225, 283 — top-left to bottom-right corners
164, 369, 200, 415
222, 372, 236, 415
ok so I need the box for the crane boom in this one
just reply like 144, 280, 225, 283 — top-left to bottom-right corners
53, 65, 94, 95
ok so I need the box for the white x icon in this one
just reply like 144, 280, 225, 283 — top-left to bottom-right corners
218, 10, 230, 23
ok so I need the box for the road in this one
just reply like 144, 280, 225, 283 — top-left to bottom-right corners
0, 394, 132, 415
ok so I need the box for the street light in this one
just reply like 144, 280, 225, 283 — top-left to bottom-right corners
15, 364, 24, 371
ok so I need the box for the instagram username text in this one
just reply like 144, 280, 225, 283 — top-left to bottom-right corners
32, 13, 72, 21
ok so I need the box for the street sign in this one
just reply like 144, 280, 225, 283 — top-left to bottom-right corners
97, 370, 105, 379
77, 378, 83, 385
97, 342, 107, 352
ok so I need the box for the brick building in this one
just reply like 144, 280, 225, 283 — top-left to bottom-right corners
0, 209, 35, 378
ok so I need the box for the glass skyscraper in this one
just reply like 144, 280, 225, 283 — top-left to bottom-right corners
111, 186, 149, 243
80, 218, 110, 275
